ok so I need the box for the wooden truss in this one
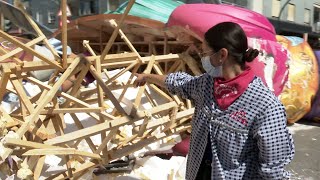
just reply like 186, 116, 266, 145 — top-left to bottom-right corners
0, 0, 204, 179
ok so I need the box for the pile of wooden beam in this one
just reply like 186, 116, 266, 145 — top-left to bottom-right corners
0, 1, 203, 179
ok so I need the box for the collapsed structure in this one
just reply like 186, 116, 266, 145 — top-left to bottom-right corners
1, 0, 319, 179
0, 1, 200, 179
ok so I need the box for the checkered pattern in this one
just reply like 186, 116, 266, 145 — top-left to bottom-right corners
165, 72, 295, 180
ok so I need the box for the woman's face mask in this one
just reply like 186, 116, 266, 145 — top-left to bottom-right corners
201, 56, 223, 78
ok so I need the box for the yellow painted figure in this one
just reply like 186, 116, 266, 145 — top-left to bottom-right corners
277, 35, 319, 124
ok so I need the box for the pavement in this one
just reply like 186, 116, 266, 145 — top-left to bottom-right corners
287, 120, 320, 180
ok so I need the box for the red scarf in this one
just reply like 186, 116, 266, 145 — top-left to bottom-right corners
213, 67, 255, 110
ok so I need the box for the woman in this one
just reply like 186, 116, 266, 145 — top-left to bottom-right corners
134, 22, 294, 180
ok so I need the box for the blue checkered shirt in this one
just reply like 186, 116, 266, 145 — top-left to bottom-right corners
165, 72, 295, 180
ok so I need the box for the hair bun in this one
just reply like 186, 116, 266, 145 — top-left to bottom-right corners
243, 48, 259, 62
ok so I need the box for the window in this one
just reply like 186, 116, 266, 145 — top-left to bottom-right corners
252, 0, 263, 14
222, 0, 248, 7
304, 9, 310, 24
48, 12, 55, 24
272, 0, 280, 17
287, 3, 295, 21
314, 4, 320, 32
35, 12, 43, 24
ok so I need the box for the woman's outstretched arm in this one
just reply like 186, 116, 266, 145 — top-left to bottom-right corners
134, 73, 167, 88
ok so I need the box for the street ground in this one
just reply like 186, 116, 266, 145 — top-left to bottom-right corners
287, 120, 320, 180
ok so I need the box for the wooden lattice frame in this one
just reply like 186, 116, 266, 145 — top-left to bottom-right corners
0, 0, 206, 179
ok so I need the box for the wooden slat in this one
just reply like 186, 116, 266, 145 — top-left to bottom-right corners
33, 156, 45, 180
10, 74, 34, 114
100, 0, 136, 60
0, 35, 45, 62
69, 113, 97, 153
40, 107, 102, 114
110, 64, 140, 116
0, 30, 62, 70
109, 126, 190, 160
22, 148, 101, 160
83, 40, 111, 79
0, 65, 11, 101
87, 61, 127, 115
45, 106, 191, 145
61, 63, 89, 107
61, 0, 68, 69
0, 45, 23, 65
95, 129, 117, 154
44, 116, 132, 145
50, 161, 97, 180
179, 53, 202, 76
105, 60, 139, 85
0, 58, 80, 161
4, 138, 61, 149
26, 76, 115, 120
52, 124, 190, 180
15, 53, 177, 72
16, 3, 60, 60
133, 56, 155, 108
109, 19, 142, 61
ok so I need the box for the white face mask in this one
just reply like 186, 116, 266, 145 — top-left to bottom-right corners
201, 56, 223, 78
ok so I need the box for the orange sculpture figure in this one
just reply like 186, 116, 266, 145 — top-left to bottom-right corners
277, 35, 319, 124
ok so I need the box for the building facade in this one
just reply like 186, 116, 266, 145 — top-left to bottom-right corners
249, 0, 320, 33
248, 0, 320, 48
3, 0, 319, 47
19, 0, 126, 29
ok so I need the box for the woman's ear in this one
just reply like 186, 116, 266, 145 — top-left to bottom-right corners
219, 48, 228, 62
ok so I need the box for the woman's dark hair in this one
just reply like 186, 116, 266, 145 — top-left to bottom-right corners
204, 22, 259, 66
